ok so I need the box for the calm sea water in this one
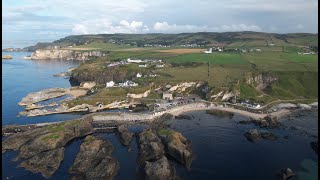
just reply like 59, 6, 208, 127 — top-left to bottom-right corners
2, 52, 83, 125
2, 52, 318, 180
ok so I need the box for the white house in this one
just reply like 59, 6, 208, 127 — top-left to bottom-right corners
106, 81, 115, 88
127, 58, 142, 63
139, 64, 147, 67
137, 73, 142, 78
204, 48, 213, 54
163, 93, 173, 100
156, 64, 164, 68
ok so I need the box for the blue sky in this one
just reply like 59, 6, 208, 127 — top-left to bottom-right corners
2, 0, 318, 47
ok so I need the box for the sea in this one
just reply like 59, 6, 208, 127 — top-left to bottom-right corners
2, 52, 318, 180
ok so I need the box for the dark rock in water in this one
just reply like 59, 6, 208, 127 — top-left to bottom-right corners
244, 129, 278, 142
279, 168, 295, 180
238, 120, 252, 125
2, 119, 94, 178
159, 113, 174, 120
69, 135, 119, 180
175, 114, 192, 120
14, 119, 93, 160
158, 129, 193, 169
20, 147, 65, 178
248, 116, 282, 128
144, 156, 176, 180
117, 125, 133, 146
206, 109, 234, 118
138, 129, 165, 163
244, 129, 261, 142
138, 129, 176, 180
310, 141, 318, 154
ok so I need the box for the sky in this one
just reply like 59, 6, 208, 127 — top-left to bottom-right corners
2, 0, 318, 48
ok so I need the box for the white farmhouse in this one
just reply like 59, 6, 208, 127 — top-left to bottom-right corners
106, 81, 115, 88
139, 64, 147, 67
156, 64, 164, 68
204, 48, 213, 54
127, 58, 142, 63
137, 73, 142, 78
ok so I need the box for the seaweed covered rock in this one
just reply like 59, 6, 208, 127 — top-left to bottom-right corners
244, 129, 278, 142
69, 135, 119, 180
145, 156, 175, 180
117, 125, 133, 146
174, 114, 192, 120
279, 168, 295, 180
310, 141, 318, 154
158, 129, 193, 169
138, 129, 176, 180
20, 147, 65, 178
2, 119, 94, 178
138, 129, 165, 163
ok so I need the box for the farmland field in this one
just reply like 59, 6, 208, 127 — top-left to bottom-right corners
167, 52, 249, 64
282, 53, 318, 63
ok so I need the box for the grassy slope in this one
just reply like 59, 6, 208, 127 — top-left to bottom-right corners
65, 33, 317, 105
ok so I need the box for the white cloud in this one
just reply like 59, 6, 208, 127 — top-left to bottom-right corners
72, 19, 146, 34
153, 22, 261, 33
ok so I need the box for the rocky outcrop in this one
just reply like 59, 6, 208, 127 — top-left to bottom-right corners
244, 129, 278, 142
167, 81, 204, 93
117, 125, 133, 146
2, 55, 13, 59
310, 141, 318, 154
20, 147, 65, 178
138, 130, 165, 163
69, 136, 119, 180
174, 114, 192, 120
30, 49, 106, 60
245, 72, 278, 90
2, 48, 23, 52
80, 81, 96, 89
127, 90, 150, 99
298, 104, 312, 110
158, 129, 192, 168
18, 88, 67, 106
240, 115, 282, 128
144, 156, 175, 180
2, 119, 94, 178
279, 168, 295, 180
138, 129, 176, 180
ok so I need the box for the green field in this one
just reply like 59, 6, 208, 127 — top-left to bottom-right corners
167, 53, 248, 64
282, 53, 318, 63
283, 46, 301, 53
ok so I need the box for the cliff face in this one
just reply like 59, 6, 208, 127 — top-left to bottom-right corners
245, 72, 278, 90
30, 49, 106, 60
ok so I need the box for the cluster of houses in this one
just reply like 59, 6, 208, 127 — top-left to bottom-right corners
127, 58, 165, 68
204, 47, 224, 53
240, 48, 262, 53
298, 52, 316, 55
180, 44, 204, 47
106, 58, 165, 68
240, 100, 261, 109
106, 80, 138, 88
143, 44, 171, 47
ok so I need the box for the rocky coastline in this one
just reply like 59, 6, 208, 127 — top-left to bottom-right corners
29, 49, 107, 60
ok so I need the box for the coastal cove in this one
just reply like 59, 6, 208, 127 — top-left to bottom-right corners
2, 52, 83, 125
2, 52, 318, 180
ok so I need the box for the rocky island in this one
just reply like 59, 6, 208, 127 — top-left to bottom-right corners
2, 55, 12, 59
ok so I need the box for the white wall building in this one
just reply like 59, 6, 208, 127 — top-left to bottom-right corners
137, 73, 142, 78
204, 48, 213, 54
127, 58, 142, 63
139, 64, 147, 67
106, 81, 115, 88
